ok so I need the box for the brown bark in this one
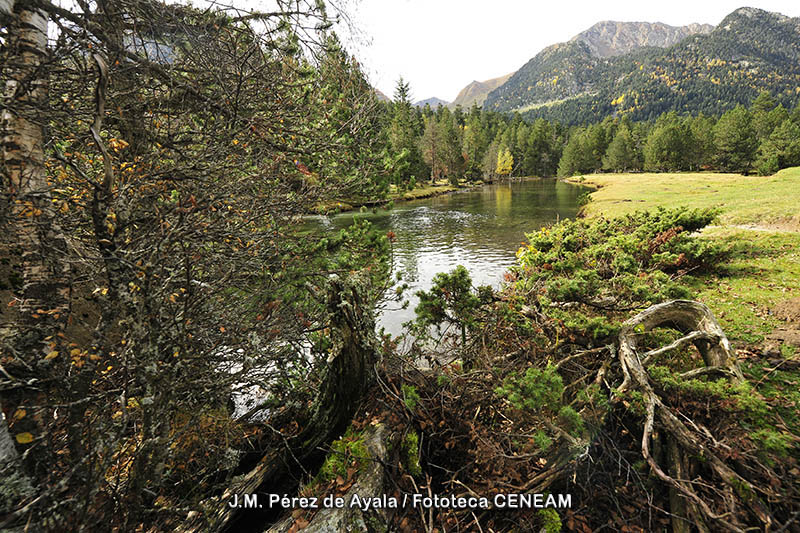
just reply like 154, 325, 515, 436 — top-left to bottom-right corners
178, 273, 381, 533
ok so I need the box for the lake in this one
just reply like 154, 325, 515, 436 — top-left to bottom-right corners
308, 178, 589, 337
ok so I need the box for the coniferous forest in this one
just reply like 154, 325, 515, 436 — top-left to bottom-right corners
2, 2, 800, 533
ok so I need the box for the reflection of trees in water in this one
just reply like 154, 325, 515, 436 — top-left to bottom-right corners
313, 179, 590, 283
494, 184, 513, 217
308, 180, 590, 337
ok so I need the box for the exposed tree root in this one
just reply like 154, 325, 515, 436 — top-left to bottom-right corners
389, 299, 795, 532
615, 300, 772, 532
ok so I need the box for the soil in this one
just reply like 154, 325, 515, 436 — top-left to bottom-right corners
764, 297, 800, 354
774, 297, 800, 324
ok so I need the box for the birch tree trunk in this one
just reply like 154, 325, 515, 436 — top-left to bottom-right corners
1, 1, 68, 505
0, 406, 17, 461
0, 0, 13, 17
2, 3, 70, 341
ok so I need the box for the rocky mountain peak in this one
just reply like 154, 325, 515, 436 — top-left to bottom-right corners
569, 20, 714, 58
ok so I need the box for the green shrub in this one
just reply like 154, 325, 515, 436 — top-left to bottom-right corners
495, 364, 564, 412
533, 430, 553, 452
538, 508, 562, 533
316, 428, 370, 483
402, 384, 420, 411
402, 430, 422, 477
513, 207, 726, 342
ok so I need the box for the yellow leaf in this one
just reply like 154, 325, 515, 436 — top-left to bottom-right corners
45, 350, 59, 360
70, 348, 81, 357
13, 409, 26, 420
15, 432, 34, 444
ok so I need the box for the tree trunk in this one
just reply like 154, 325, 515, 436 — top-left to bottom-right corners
2, 4, 70, 339
0, 0, 13, 17
1, 1, 70, 505
0, 403, 17, 462
179, 273, 381, 533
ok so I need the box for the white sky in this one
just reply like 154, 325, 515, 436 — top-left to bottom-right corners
331, 1, 800, 103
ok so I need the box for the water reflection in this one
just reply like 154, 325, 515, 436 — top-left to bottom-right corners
308, 179, 589, 337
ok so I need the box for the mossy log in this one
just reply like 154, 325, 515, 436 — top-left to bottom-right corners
267, 424, 393, 533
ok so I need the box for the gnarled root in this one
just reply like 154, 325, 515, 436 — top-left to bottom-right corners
616, 300, 772, 532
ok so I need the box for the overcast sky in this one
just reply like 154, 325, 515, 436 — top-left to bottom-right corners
328, 1, 800, 103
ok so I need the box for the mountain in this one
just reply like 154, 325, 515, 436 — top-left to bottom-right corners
484, 8, 800, 124
414, 97, 449, 108
570, 21, 712, 58
450, 73, 513, 108
374, 88, 390, 102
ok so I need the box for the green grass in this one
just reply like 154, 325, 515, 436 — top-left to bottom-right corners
570, 167, 800, 230
690, 228, 800, 344
569, 168, 800, 345
390, 182, 456, 201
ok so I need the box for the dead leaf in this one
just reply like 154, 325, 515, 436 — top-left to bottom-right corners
15, 432, 34, 444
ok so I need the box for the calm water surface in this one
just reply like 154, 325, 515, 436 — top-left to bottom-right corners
309, 179, 589, 337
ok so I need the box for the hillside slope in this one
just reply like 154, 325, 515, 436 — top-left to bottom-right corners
485, 8, 800, 124
450, 73, 512, 108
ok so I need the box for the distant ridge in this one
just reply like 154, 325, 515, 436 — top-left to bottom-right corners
484, 7, 800, 124
374, 88, 390, 102
569, 20, 713, 58
414, 97, 449, 108
450, 73, 513, 108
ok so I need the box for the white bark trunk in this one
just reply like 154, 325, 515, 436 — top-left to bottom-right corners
2, 4, 70, 333
0, 0, 14, 17
0, 403, 17, 462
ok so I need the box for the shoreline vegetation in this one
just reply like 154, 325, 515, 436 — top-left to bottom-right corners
312, 177, 527, 215
312, 180, 460, 214
3, 0, 800, 530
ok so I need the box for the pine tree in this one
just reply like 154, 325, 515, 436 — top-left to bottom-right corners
389, 78, 427, 187
603, 123, 640, 172
420, 115, 445, 182
714, 106, 758, 173
462, 107, 487, 180
756, 119, 800, 175
644, 113, 697, 171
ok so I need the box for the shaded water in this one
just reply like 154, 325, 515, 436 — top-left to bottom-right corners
309, 179, 589, 337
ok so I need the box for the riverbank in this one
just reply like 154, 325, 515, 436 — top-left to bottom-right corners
311, 177, 550, 215
312, 181, 461, 214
